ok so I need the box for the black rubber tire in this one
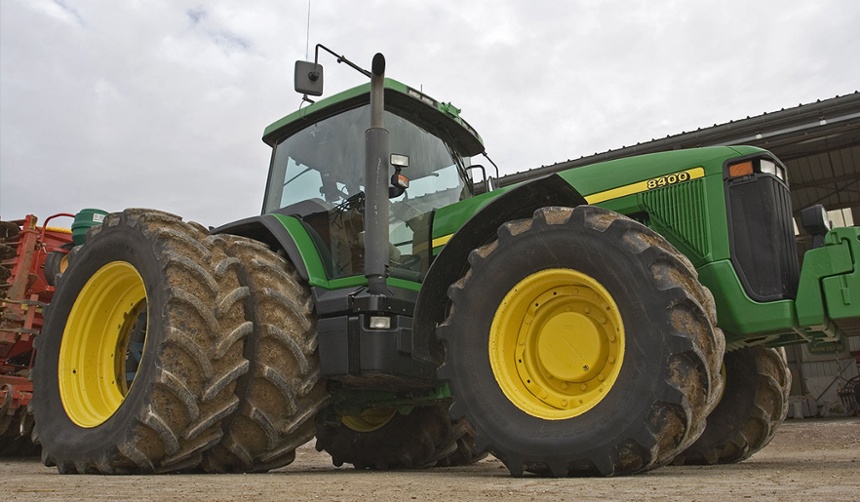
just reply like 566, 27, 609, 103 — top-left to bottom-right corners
0, 264, 10, 286
0, 407, 40, 457
435, 416, 487, 467
0, 243, 16, 260
201, 237, 329, 473
438, 206, 724, 477
672, 346, 790, 465
43, 243, 75, 287
31, 209, 249, 474
315, 403, 484, 469
0, 221, 20, 241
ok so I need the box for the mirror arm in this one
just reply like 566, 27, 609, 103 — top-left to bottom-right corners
314, 44, 371, 78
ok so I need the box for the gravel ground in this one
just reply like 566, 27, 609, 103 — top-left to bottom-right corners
2, 417, 858, 501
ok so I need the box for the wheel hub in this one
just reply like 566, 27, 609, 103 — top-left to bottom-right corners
537, 312, 603, 382
490, 268, 624, 420
341, 407, 397, 433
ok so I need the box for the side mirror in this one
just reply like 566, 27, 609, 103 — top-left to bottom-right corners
294, 60, 324, 96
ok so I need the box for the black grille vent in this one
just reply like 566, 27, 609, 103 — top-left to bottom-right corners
726, 175, 800, 301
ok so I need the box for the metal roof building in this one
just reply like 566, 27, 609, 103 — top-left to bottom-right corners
497, 91, 860, 226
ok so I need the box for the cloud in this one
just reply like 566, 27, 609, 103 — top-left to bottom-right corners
187, 7, 206, 25
30, 0, 86, 27
1, 0, 858, 228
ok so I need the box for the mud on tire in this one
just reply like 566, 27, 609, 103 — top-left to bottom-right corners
31, 209, 249, 474
201, 237, 329, 473
672, 346, 790, 465
439, 206, 724, 477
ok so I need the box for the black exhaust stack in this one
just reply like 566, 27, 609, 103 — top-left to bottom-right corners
364, 53, 389, 295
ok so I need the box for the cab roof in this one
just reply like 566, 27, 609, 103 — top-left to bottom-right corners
262, 78, 485, 157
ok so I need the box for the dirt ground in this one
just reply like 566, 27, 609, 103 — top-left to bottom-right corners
2, 417, 858, 502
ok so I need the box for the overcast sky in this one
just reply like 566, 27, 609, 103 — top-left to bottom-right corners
1, 0, 858, 228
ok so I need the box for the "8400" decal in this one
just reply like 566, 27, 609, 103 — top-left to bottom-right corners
646, 171, 692, 189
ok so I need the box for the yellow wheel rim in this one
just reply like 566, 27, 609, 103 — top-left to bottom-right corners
341, 407, 397, 433
58, 261, 147, 428
59, 253, 70, 275
489, 268, 624, 419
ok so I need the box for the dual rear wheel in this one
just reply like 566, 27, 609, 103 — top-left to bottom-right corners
32, 209, 326, 473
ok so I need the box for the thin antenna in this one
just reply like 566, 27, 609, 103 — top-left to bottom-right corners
305, 0, 312, 60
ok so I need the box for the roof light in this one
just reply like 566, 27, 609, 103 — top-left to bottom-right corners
406, 87, 438, 107
392, 173, 410, 189
390, 154, 410, 168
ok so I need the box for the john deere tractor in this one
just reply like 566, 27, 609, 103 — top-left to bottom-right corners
32, 48, 859, 476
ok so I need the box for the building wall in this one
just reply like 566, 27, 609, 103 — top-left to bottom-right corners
786, 336, 860, 417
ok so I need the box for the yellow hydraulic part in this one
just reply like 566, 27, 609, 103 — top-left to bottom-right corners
45, 226, 73, 234
341, 407, 397, 433
489, 268, 625, 419
58, 261, 147, 428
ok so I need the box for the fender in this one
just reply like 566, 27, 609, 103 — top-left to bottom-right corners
212, 214, 317, 282
412, 174, 587, 366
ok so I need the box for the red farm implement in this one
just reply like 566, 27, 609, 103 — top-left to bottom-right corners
1, 214, 74, 456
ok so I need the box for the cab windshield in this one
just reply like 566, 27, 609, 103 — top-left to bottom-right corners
263, 104, 472, 281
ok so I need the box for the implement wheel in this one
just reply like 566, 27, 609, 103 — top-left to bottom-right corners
315, 403, 482, 469
672, 346, 790, 465
43, 243, 74, 286
0, 407, 40, 457
31, 209, 249, 473
439, 206, 723, 477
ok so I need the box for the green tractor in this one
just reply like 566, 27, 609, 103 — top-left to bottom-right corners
32, 48, 859, 476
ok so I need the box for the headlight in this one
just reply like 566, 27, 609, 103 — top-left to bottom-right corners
760, 160, 777, 177
760, 159, 788, 182
727, 157, 787, 183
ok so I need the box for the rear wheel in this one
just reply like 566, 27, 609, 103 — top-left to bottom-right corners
201, 237, 329, 473
31, 209, 249, 473
439, 206, 723, 476
672, 346, 790, 465
315, 403, 483, 469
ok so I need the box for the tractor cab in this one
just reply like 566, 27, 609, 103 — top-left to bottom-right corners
261, 79, 485, 282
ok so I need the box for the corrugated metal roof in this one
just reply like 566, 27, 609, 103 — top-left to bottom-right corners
496, 92, 860, 216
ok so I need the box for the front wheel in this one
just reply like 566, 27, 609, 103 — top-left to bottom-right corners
315, 403, 483, 469
438, 206, 724, 477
